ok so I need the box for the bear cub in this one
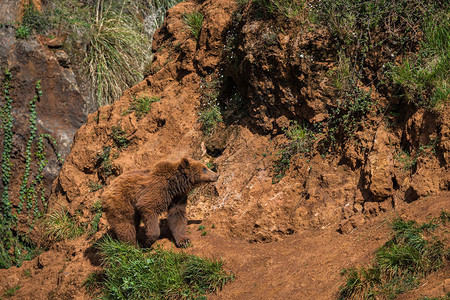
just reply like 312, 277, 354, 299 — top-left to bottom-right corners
102, 157, 219, 248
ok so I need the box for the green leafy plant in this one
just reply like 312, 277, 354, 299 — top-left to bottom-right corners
15, 25, 30, 39
183, 11, 204, 40
273, 121, 315, 183
123, 96, 160, 120
325, 88, 373, 147
199, 105, 222, 135
1, 68, 14, 223
89, 200, 103, 235
110, 125, 129, 149
87, 236, 234, 299
339, 215, 449, 299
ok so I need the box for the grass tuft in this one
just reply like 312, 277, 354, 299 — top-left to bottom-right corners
89, 236, 234, 299
86, 5, 151, 106
123, 96, 160, 120
42, 208, 84, 243
339, 215, 449, 299
183, 11, 204, 40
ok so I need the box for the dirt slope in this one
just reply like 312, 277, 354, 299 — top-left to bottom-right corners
0, 0, 449, 299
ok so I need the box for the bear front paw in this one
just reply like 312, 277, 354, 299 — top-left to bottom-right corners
175, 237, 191, 248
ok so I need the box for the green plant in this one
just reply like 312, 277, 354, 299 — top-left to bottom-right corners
389, 12, 450, 108
199, 105, 222, 135
15, 25, 30, 39
1, 68, 14, 223
96, 146, 116, 182
198, 225, 205, 231
325, 87, 373, 147
0, 71, 60, 268
92, 236, 234, 299
198, 77, 223, 135
86, 3, 152, 106
253, 0, 306, 19
17, 81, 40, 215
395, 149, 417, 171
88, 180, 103, 192
3, 285, 21, 297
21, 1, 50, 33
110, 125, 129, 149
339, 216, 449, 299
89, 200, 103, 234
183, 11, 204, 40
273, 121, 315, 183
123, 96, 160, 120
22, 269, 31, 278
43, 208, 84, 243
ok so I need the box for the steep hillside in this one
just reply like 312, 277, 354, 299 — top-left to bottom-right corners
0, 0, 449, 299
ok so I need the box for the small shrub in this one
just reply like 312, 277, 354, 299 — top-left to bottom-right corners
15, 25, 30, 39
273, 121, 315, 183
95, 146, 119, 183
123, 96, 160, 120
110, 126, 129, 149
92, 236, 234, 299
395, 149, 417, 171
325, 87, 373, 146
21, 1, 50, 33
43, 208, 84, 243
183, 11, 204, 40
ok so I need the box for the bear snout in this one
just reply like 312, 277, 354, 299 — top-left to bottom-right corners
206, 169, 219, 182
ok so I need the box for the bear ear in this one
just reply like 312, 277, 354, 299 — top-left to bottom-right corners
179, 157, 190, 169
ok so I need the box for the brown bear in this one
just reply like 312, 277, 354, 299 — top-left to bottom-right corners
102, 157, 219, 248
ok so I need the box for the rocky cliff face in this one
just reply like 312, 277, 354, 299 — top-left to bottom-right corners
49, 0, 449, 242
0, 0, 86, 220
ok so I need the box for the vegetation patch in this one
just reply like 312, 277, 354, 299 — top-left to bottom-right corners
389, 12, 450, 108
42, 208, 84, 244
123, 96, 160, 120
47, 0, 182, 106
339, 215, 449, 299
273, 121, 315, 183
110, 126, 129, 149
183, 11, 204, 41
253, 0, 306, 19
0, 70, 61, 268
198, 77, 223, 135
85, 236, 234, 299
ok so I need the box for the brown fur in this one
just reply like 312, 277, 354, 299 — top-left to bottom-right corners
102, 157, 219, 247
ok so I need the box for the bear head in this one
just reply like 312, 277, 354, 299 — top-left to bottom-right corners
179, 157, 219, 184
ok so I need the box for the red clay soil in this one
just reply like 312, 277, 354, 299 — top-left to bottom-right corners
0, 193, 448, 299
1, 0, 449, 299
